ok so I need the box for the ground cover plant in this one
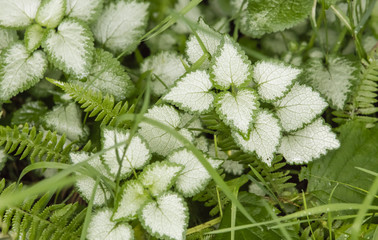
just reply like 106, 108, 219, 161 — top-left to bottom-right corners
0, 0, 377, 239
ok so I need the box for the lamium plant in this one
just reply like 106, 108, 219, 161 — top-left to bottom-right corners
0, 0, 377, 240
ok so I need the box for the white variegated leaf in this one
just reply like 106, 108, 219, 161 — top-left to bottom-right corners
273, 83, 328, 132
172, 0, 201, 34
167, 148, 223, 197
222, 160, 244, 175
0, 0, 41, 28
102, 128, 151, 178
305, 56, 358, 109
215, 89, 258, 137
0, 27, 18, 53
65, 0, 103, 23
25, 24, 45, 52
70, 48, 134, 101
92, 0, 149, 54
211, 35, 252, 90
163, 70, 214, 114
43, 102, 89, 142
186, 18, 222, 68
253, 61, 301, 101
0, 42, 47, 102
42, 18, 94, 78
179, 112, 203, 137
140, 192, 188, 240
278, 119, 340, 164
233, 110, 281, 166
87, 209, 133, 240
36, 0, 65, 28
70, 152, 113, 206
139, 105, 193, 156
113, 180, 149, 221
139, 161, 183, 197
141, 51, 186, 96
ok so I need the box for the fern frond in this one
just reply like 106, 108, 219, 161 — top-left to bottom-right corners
0, 180, 85, 240
0, 124, 74, 163
47, 78, 134, 128
333, 56, 378, 126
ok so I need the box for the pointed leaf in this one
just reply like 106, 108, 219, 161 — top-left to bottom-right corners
215, 89, 259, 137
36, 0, 66, 28
141, 51, 186, 96
24, 24, 45, 52
139, 192, 188, 240
186, 18, 222, 67
0, 0, 41, 28
92, 0, 149, 54
167, 148, 223, 197
304, 55, 359, 109
0, 148, 7, 171
43, 102, 89, 142
0, 27, 18, 53
273, 83, 328, 132
253, 61, 301, 101
211, 35, 252, 90
65, 0, 103, 23
233, 110, 282, 166
139, 105, 193, 156
70, 48, 134, 101
138, 161, 183, 197
163, 70, 214, 114
70, 152, 113, 206
87, 209, 134, 240
113, 180, 149, 221
0, 42, 47, 101
238, 0, 313, 38
101, 128, 151, 178
42, 18, 94, 78
278, 119, 340, 164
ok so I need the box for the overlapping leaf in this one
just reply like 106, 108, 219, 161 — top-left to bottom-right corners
233, 110, 281, 166
36, 0, 66, 28
163, 70, 214, 114
0, 0, 41, 28
273, 83, 328, 131
24, 24, 45, 52
278, 119, 340, 164
65, 0, 103, 23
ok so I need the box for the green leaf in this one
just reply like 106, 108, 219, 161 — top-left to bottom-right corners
65, 0, 103, 23
11, 101, 48, 126
138, 161, 183, 197
0, 42, 47, 102
42, 102, 89, 142
215, 89, 259, 138
167, 148, 223, 197
24, 24, 46, 52
87, 208, 134, 240
278, 118, 340, 164
42, 18, 94, 78
216, 192, 298, 240
0, 0, 41, 28
92, 0, 149, 54
139, 192, 188, 240
238, 0, 313, 38
304, 56, 359, 110
233, 110, 281, 166
36, 0, 66, 28
141, 51, 187, 96
300, 121, 378, 204
273, 83, 328, 132
113, 180, 149, 221
211, 35, 252, 90
101, 128, 151, 178
163, 70, 215, 114
70, 48, 135, 101
139, 105, 193, 156
0, 148, 7, 171
0, 27, 18, 53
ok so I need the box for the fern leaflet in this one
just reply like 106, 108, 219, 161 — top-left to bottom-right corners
47, 78, 134, 128
0, 124, 74, 163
